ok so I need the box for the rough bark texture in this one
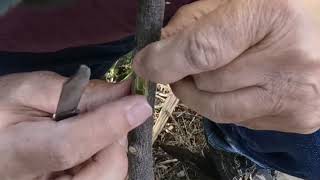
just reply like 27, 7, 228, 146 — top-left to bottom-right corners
128, 0, 165, 180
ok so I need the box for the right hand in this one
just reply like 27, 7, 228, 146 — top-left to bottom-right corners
0, 71, 152, 180
134, 0, 320, 134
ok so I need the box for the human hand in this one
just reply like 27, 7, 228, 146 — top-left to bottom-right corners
134, 0, 320, 134
161, 0, 225, 39
0, 71, 152, 180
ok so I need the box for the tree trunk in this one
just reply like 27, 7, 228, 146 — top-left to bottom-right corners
128, 0, 165, 180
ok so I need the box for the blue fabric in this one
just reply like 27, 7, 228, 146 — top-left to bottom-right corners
204, 120, 320, 179
1, 36, 319, 179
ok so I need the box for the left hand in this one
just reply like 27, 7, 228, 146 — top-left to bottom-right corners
0, 72, 151, 180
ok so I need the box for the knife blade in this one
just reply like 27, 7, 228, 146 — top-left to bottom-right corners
53, 65, 91, 121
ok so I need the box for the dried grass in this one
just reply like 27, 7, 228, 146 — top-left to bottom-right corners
153, 84, 207, 180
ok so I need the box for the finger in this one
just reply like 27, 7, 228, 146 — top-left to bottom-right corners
46, 95, 151, 171
133, 0, 275, 83
0, 71, 66, 113
192, 54, 267, 93
0, 84, 140, 177
73, 141, 128, 180
3, 71, 131, 114
162, 0, 225, 39
171, 77, 275, 123
78, 79, 131, 112
0, 73, 131, 130
9, 96, 150, 174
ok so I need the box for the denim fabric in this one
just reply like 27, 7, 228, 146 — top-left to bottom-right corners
0, 36, 319, 180
204, 120, 320, 180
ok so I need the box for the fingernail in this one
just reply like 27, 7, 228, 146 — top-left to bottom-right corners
127, 100, 152, 127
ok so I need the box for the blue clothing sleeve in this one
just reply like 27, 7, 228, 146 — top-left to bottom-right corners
204, 119, 320, 180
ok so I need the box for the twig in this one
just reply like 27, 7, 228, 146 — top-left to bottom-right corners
152, 93, 179, 144
159, 159, 179, 165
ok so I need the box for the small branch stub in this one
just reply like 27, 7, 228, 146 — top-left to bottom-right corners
128, 146, 138, 155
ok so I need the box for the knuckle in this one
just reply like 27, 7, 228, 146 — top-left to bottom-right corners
282, 70, 320, 102
267, 93, 285, 116
208, 99, 234, 123
298, 75, 320, 100
264, 70, 320, 132
186, 30, 219, 72
260, 81, 285, 115
262, 72, 319, 114
143, 43, 165, 77
255, 88, 277, 113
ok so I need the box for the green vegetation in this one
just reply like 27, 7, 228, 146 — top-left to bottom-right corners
105, 51, 134, 83
105, 51, 149, 96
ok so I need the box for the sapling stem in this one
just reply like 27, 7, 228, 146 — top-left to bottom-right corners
132, 75, 149, 96
127, 0, 165, 179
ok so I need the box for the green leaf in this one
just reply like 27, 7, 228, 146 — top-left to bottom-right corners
105, 51, 134, 83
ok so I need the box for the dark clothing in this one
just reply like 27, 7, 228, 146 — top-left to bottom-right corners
0, 36, 134, 77
0, 0, 194, 52
204, 120, 320, 179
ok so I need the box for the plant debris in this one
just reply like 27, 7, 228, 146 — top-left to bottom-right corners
154, 84, 208, 180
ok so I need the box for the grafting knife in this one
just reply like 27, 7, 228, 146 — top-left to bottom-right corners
53, 65, 91, 121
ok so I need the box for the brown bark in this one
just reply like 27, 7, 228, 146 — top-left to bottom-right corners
128, 0, 165, 180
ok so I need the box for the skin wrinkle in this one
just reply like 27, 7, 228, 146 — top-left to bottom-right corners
187, 29, 217, 72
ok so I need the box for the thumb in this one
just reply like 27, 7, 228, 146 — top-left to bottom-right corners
5, 95, 152, 176
133, 0, 277, 84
